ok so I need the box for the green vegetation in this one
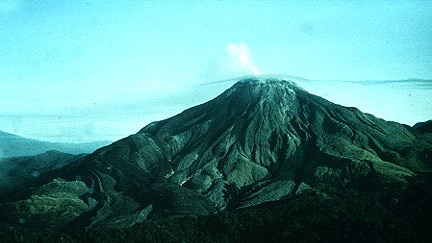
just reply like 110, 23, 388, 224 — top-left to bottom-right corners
1, 184, 431, 242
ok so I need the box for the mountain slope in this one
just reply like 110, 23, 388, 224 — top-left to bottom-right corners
0, 130, 110, 157
83, 78, 431, 210
0, 78, 431, 238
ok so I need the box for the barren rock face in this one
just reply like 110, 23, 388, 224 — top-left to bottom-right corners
1, 78, 431, 230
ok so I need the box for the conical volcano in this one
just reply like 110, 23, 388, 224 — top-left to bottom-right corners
1, 78, 431, 240
73, 78, 430, 221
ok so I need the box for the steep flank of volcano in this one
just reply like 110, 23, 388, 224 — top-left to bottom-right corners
78, 78, 431, 218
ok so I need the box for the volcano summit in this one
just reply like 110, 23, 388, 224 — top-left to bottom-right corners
1, 78, 431, 241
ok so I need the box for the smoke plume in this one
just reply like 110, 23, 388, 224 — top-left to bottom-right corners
226, 43, 260, 75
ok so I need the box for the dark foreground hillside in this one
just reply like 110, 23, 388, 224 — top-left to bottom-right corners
1, 186, 431, 242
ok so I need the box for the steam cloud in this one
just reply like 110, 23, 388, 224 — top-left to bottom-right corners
226, 43, 260, 75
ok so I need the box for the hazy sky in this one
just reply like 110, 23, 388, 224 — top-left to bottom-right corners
0, 1, 431, 142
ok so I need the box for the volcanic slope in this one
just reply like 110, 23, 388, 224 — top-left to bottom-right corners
1, 78, 431, 231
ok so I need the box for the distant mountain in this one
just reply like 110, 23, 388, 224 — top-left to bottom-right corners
0, 130, 110, 157
0, 78, 431, 241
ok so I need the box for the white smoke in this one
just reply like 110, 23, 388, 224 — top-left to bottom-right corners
226, 43, 260, 75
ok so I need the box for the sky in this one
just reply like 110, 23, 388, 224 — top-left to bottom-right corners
0, 0, 431, 143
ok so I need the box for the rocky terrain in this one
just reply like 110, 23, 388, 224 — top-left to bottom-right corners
0, 78, 431, 242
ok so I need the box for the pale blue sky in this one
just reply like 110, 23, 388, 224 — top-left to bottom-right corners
0, 0, 431, 142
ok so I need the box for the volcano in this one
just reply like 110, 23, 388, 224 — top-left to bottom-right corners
1, 78, 431, 241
